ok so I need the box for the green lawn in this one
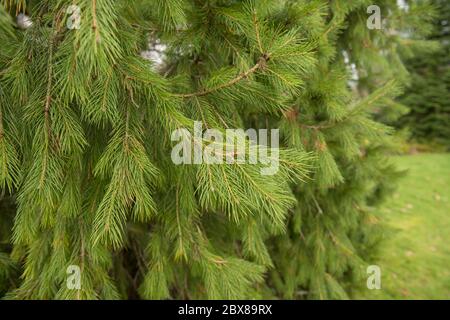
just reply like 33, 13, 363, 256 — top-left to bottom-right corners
358, 153, 450, 300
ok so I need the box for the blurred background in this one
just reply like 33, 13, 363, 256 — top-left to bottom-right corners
357, 0, 449, 299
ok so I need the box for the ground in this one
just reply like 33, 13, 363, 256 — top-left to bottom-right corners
357, 153, 450, 299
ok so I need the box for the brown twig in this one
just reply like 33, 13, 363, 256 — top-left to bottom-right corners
175, 55, 269, 98
92, 0, 101, 44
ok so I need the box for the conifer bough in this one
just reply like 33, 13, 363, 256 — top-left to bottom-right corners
0, 0, 435, 299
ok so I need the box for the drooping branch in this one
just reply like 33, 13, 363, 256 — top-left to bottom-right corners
43, 9, 65, 143
43, 32, 55, 131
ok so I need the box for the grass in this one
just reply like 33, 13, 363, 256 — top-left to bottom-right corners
358, 153, 450, 300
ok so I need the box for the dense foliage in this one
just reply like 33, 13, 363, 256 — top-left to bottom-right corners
0, 0, 435, 299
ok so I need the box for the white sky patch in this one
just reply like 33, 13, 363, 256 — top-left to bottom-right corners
397, 0, 409, 11
141, 39, 166, 68
16, 13, 32, 29
343, 50, 359, 83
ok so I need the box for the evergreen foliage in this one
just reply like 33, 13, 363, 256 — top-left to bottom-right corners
0, 0, 435, 299
398, 0, 450, 148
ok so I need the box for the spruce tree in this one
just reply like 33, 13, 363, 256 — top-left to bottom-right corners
0, 0, 435, 299
398, 0, 450, 148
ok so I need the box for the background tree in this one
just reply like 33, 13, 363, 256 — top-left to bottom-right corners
0, 0, 435, 299
397, 0, 450, 149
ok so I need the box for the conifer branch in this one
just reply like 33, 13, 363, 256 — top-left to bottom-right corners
290, 83, 395, 131
175, 185, 186, 261
174, 55, 269, 98
0, 108, 4, 140
252, 11, 264, 54
44, 9, 64, 138
91, 0, 101, 45
44, 34, 55, 134
39, 15, 64, 189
